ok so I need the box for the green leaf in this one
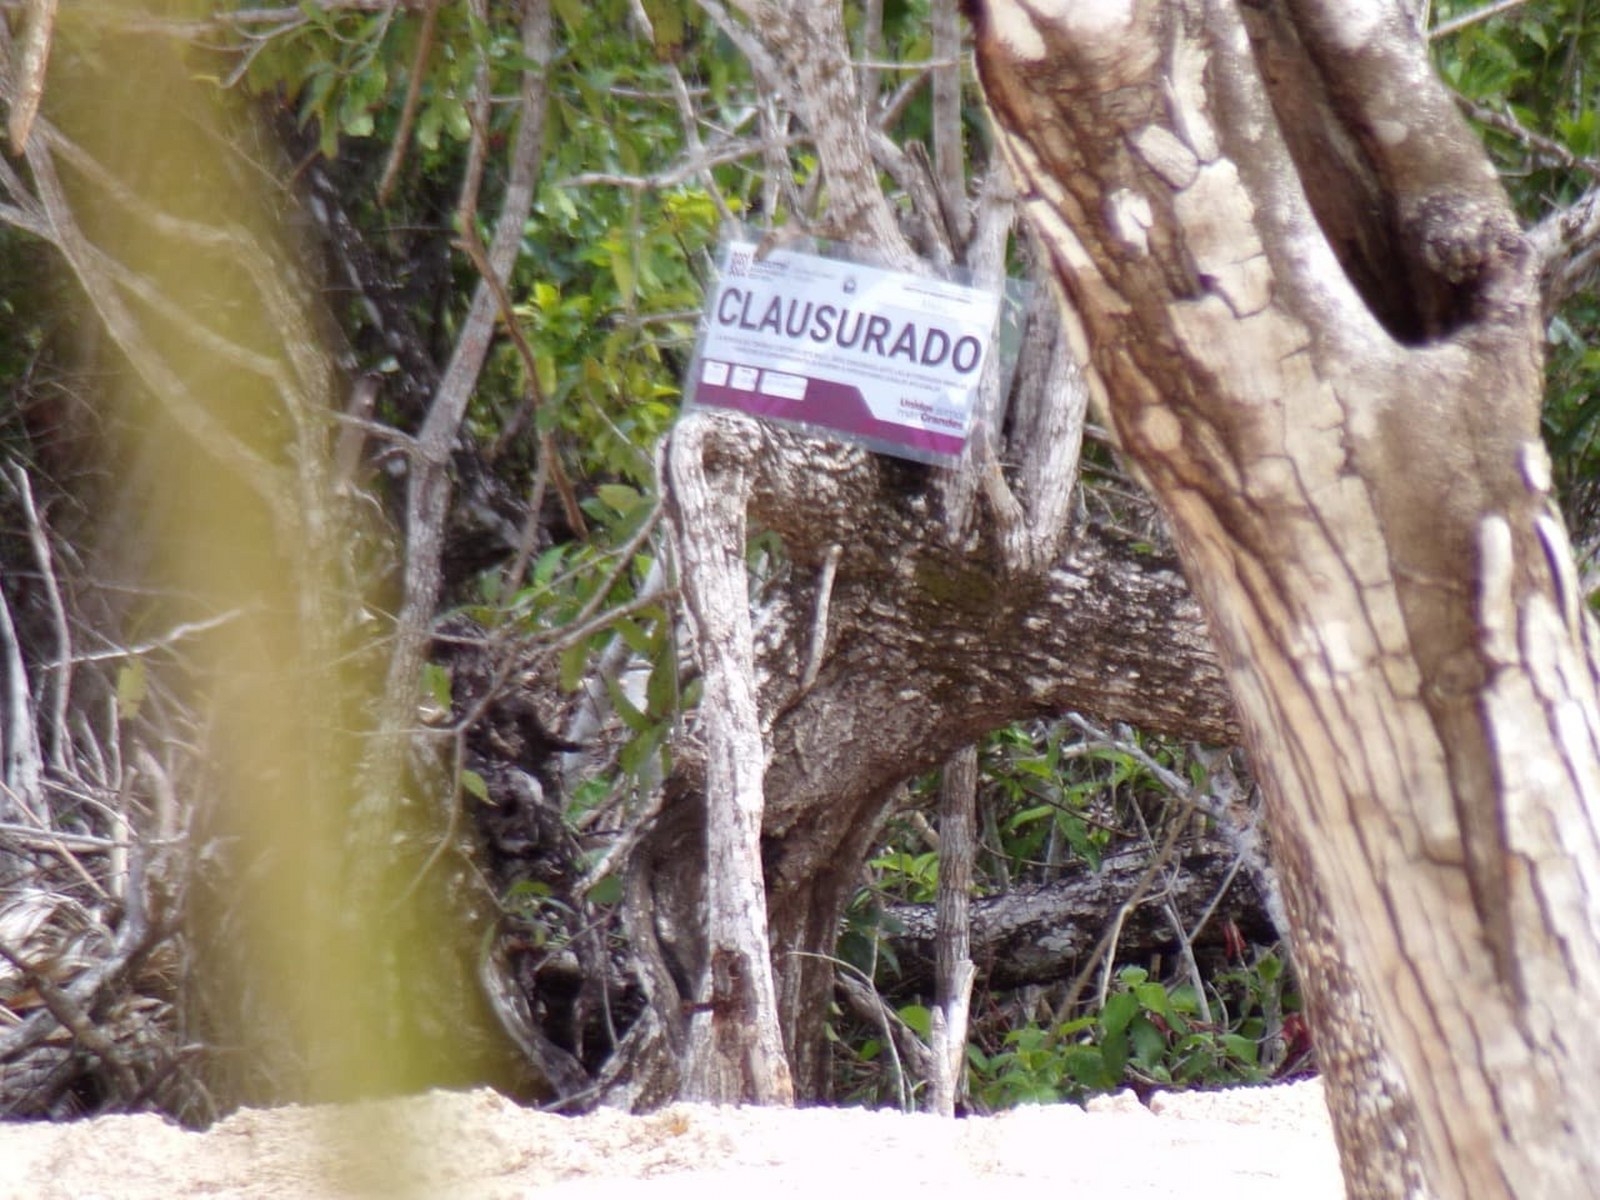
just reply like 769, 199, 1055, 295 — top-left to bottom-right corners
1005, 804, 1054, 831
618, 723, 665, 778
552, 0, 587, 31
897, 1004, 932, 1041
535, 353, 561, 405
606, 675, 651, 732
613, 616, 657, 657
1130, 1016, 1167, 1068
1222, 1034, 1259, 1066
532, 544, 566, 589
421, 661, 453, 710
1101, 989, 1139, 1038
558, 639, 589, 692
1061, 1045, 1111, 1088
595, 482, 642, 515
1100, 1027, 1129, 1078
443, 98, 472, 142
610, 242, 636, 306
1134, 981, 1172, 1018
461, 768, 490, 802
587, 873, 623, 905
645, 638, 678, 718
416, 101, 443, 151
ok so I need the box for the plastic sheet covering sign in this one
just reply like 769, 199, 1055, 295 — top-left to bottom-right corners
685, 237, 1004, 466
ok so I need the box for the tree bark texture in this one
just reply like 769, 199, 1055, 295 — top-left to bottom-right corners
930, 745, 977, 1115
648, 405, 1239, 1101
880, 831, 1273, 995
970, 2, 1600, 1197
665, 416, 794, 1105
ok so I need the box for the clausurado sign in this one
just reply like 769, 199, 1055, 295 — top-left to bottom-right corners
686, 238, 1004, 465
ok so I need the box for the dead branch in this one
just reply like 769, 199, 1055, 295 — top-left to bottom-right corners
375, 0, 440, 206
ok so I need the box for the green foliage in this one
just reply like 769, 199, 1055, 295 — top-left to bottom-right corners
242, 6, 494, 161
965, 963, 1286, 1110
834, 723, 1286, 1110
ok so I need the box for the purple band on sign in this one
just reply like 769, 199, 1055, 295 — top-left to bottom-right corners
693, 376, 967, 460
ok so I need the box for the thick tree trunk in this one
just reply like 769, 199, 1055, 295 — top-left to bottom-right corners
970, 2, 1600, 1196
646, 408, 1240, 1102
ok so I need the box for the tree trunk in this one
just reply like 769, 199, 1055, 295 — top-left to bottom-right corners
970, 2, 1600, 1196
665, 415, 794, 1105
930, 745, 976, 1115
643, 407, 1241, 1102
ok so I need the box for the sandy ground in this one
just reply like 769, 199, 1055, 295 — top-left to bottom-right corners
0, 1080, 1344, 1200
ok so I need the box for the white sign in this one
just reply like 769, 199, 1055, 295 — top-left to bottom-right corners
688, 240, 1003, 464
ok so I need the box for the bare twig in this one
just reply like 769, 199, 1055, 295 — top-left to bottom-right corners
0, 823, 124, 851
559, 134, 786, 190
6, 0, 57, 154
1457, 97, 1600, 180
800, 544, 842, 689
797, 949, 930, 1112
0, 858, 154, 1069
69, 610, 244, 665
14, 136, 293, 530
1430, 0, 1531, 39
0, 937, 139, 1098
628, 0, 739, 229
929, 0, 969, 245
376, 0, 441, 206
0, 568, 44, 829
573, 784, 668, 897
1129, 796, 1211, 1024
7, 466, 70, 773
452, 227, 587, 540
453, 0, 493, 225
1532, 185, 1600, 315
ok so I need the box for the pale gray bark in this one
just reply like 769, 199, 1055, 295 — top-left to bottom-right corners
881, 831, 1267, 995
665, 413, 793, 1105
929, 745, 976, 1116
971, 1, 1600, 1196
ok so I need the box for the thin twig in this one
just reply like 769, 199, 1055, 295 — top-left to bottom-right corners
1430, 0, 1531, 39
452, 226, 588, 541
6, 0, 57, 154
69, 610, 243, 665
0, 938, 139, 1097
1129, 797, 1211, 1024
0, 568, 44, 827
376, 0, 441, 206
0, 822, 125, 851
800, 544, 842, 689
794, 949, 927, 1112
1457, 97, 1600, 180
9, 465, 71, 772
453, 0, 493, 225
